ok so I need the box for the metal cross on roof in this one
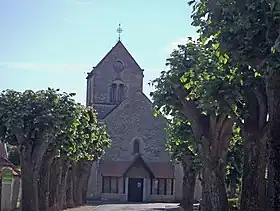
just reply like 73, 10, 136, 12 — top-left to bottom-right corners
117, 24, 123, 41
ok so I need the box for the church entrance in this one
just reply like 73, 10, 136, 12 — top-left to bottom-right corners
127, 178, 143, 202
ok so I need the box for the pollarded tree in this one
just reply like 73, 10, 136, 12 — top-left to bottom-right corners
189, 1, 280, 210
0, 88, 79, 211
37, 104, 110, 211
177, 35, 268, 211
150, 39, 233, 211
165, 113, 200, 211
67, 107, 110, 208
0, 88, 110, 211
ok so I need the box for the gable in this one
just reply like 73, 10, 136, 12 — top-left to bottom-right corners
87, 41, 143, 79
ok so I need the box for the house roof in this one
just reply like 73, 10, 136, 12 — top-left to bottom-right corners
99, 156, 174, 178
123, 154, 155, 178
86, 41, 143, 79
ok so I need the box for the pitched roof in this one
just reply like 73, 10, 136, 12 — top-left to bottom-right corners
99, 156, 174, 178
123, 154, 155, 178
86, 41, 143, 79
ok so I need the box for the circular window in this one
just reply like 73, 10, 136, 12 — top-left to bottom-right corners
113, 60, 125, 73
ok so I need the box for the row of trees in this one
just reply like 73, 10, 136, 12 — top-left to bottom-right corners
151, 1, 280, 211
0, 88, 111, 211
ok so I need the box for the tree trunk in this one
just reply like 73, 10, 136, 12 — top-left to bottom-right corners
58, 159, 70, 210
240, 132, 267, 211
82, 161, 94, 204
200, 159, 229, 211
38, 149, 57, 211
266, 160, 274, 211
21, 159, 39, 211
66, 165, 74, 208
180, 154, 196, 211
19, 145, 43, 211
15, 131, 49, 211
266, 71, 280, 211
49, 158, 61, 211
73, 160, 93, 206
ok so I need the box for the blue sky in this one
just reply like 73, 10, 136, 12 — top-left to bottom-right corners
0, 0, 197, 104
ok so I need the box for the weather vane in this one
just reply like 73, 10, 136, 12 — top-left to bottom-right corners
117, 23, 123, 41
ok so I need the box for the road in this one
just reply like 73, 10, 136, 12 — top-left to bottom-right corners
93, 203, 180, 211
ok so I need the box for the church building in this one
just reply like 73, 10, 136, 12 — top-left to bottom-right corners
86, 37, 186, 202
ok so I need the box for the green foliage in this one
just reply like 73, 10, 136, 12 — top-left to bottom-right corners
151, 37, 243, 198
189, 0, 280, 72
58, 105, 111, 162
0, 88, 77, 145
0, 88, 110, 162
165, 113, 201, 168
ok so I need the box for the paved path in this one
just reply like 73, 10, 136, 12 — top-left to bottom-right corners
93, 203, 180, 211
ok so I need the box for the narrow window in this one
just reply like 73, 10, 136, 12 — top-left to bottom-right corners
110, 83, 117, 104
164, 179, 167, 195
158, 178, 165, 195
166, 178, 173, 195
111, 177, 118, 193
171, 179, 174, 195
123, 177, 126, 194
118, 84, 125, 102
152, 179, 159, 195
102, 176, 110, 193
133, 139, 140, 154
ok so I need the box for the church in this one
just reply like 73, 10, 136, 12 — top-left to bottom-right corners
85, 37, 186, 202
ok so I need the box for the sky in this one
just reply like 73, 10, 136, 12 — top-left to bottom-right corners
0, 0, 198, 104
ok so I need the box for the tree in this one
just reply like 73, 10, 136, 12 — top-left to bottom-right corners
175, 33, 268, 210
165, 113, 200, 211
151, 39, 233, 211
0, 88, 110, 211
189, 1, 276, 210
0, 88, 79, 211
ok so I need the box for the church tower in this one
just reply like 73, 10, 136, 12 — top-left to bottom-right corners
86, 30, 144, 119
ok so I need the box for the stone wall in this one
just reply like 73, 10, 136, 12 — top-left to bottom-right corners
87, 42, 144, 106
103, 92, 170, 163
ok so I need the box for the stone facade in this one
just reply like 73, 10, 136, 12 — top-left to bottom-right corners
86, 41, 201, 202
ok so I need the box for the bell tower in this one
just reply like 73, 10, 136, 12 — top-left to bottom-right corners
86, 25, 144, 119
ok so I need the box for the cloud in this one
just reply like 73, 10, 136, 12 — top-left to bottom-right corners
165, 34, 199, 54
0, 62, 92, 73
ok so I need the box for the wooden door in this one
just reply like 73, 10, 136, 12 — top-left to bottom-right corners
127, 178, 143, 202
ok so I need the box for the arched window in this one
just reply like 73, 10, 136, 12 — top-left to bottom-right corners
118, 84, 125, 103
110, 83, 117, 104
133, 139, 140, 154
